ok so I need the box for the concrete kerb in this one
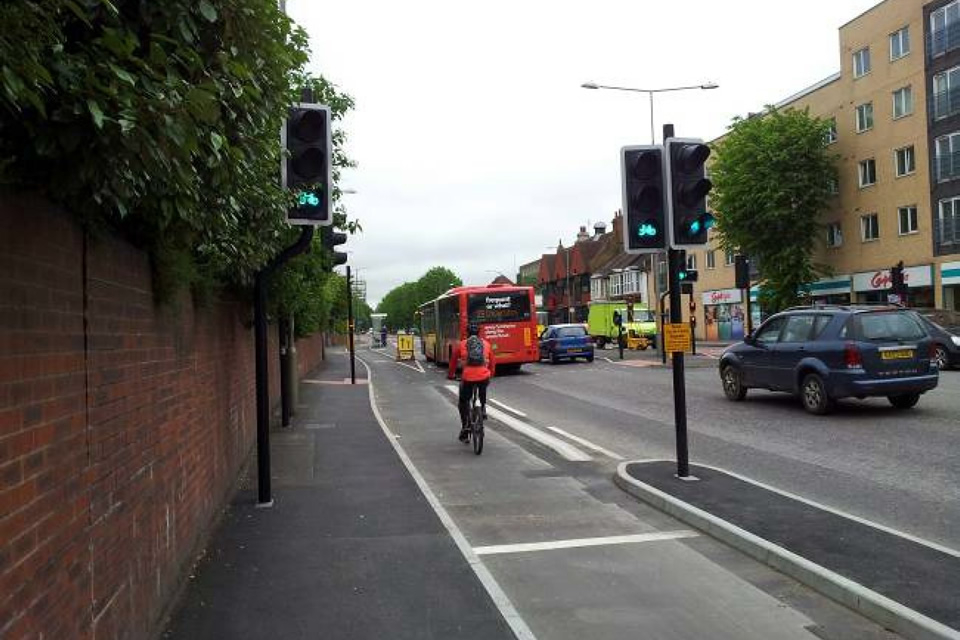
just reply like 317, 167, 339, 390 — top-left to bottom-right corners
613, 460, 960, 640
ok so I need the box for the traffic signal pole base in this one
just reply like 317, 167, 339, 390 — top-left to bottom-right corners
674, 474, 701, 482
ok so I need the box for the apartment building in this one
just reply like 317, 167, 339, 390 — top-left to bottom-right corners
680, 0, 960, 341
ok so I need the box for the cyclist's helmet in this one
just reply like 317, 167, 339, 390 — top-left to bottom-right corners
467, 322, 479, 336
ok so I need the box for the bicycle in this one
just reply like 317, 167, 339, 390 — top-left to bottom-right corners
464, 385, 484, 455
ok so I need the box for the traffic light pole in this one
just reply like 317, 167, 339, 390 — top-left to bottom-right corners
668, 247, 691, 478
255, 227, 314, 506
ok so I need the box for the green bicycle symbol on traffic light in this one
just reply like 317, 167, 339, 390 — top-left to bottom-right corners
298, 191, 321, 207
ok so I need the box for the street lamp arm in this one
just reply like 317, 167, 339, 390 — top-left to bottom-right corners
585, 83, 715, 93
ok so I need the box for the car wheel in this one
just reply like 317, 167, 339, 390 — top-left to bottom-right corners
550, 350, 560, 364
596, 337, 607, 349
586, 354, 594, 363
888, 393, 920, 409
800, 373, 833, 415
721, 365, 747, 401
932, 345, 949, 371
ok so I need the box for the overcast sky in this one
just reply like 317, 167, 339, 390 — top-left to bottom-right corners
286, 0, 880, 306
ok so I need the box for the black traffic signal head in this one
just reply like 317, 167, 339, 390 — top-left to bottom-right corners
891, 261, 905, 288
621, 145, 667, 254
734, 254, 750, 289
321, 227, 348, 268
666, 137, 714, 247
677, 268, 698, 283
284, 103, 333, 226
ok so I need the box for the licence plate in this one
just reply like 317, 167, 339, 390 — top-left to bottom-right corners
568, 348, 582, 353
880, 349, 913, 360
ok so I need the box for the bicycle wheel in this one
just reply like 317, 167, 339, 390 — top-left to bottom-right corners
471, 407, 483, 455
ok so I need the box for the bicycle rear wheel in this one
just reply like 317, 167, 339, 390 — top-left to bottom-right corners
470, 407, 483, 455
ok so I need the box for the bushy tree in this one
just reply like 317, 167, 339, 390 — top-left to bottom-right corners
710, 107, 838, 312
376, 267, 462, 330
0, 0, 356, 305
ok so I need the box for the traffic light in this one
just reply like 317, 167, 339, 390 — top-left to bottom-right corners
621, 145, 667, 254
890, 261, 905, 290
665, 137, 714, 247
321, 227, 348, 268
735, 254, 750, 289
675, 249, 699, 283
284, 103, 333, 226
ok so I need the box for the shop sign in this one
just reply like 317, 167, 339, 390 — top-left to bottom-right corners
853, 265, 932, 292
702, 288, 742, 305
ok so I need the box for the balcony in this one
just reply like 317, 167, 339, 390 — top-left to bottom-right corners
936, 215, 960, 253
935, 151, 960, 182
929, 23, 960, 59
932, 85, 960, 120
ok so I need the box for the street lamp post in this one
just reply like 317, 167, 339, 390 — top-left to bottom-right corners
581, 79, 718, 356
580, 80, 718, 144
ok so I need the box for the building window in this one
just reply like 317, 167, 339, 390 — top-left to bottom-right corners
825, 118, 837, 144
892, 86, 913, 119
898, 206, 918, 235
827, 177, 839, 194
853, 47, 871, 78
856, 103, 873, 132
934, 66, 960, 120
890, 26, 910, 60
826, 222, 843, 247
610, 273, 622, 298
724, 249, 735, 266
706, 250, 716, 269
860, 214, 879, 242
686, 254, 697, 270
931, 1, 960, 58
935, 132, 960, 182
938, 196, 960, 247
894, 146, 915, 177
858, 158, 877, 187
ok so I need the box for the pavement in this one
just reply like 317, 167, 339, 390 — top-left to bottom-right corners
616, 461, 960, 640
162, 356, 519, 640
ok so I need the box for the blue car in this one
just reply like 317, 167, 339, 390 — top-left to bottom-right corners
718, 305, 938, 414
539, 324, 594, 364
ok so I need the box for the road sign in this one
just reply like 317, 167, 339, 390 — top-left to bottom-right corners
663, 323, 692, 353
396, 334, 415, 361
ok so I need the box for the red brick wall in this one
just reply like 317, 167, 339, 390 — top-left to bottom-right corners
0, 194, 325, 639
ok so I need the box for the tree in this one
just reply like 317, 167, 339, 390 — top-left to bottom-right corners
709, 107, 838, 313
376, 267, 462, 330
0, 0, 357, 305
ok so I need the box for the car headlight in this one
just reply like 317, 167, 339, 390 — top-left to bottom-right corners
952, 336, 960, 347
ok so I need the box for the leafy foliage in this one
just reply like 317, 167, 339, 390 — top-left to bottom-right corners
709, 107, 838, 313
1, 0, 356, 313
376, 267, 462, 330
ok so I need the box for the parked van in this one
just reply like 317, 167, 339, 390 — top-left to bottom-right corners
587, 301, 657, 348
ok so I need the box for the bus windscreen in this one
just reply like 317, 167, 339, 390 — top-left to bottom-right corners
467, 292, 532, 324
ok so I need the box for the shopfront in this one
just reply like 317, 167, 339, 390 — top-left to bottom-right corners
852, 265, 934, 307
804, 275, 852, 305
942, 261, 960, 311
703, 288, 746, 341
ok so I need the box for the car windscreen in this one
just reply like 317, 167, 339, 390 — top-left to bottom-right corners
854, 312, 926, 341
468, 292, 532, 324
633, 310, 655, 322
556, 326, 586, 338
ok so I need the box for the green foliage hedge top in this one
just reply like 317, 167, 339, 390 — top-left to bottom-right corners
1, 0, 354, 304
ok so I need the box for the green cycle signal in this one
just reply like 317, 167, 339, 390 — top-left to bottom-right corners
637, 222, 659, 237
298, 190, 321, 207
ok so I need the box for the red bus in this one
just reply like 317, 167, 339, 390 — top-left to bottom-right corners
419, 284, 538, 372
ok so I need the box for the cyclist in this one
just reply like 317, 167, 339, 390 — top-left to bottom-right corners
447, 322, 495, 442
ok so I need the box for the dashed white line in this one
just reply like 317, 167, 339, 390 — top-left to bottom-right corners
546, 426, 625, 460
488, 398, 527, 418
473, 531, 699, 556
443, 385, 591, 462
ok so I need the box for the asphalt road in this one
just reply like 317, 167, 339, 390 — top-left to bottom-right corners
483, 351, 960, 551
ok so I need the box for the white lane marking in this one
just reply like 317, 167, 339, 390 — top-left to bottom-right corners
443, 385, 591, 462
396, 359, 425, 374
546, 426, 625, 461
603, 357, 615, 363
488, 398, 527, 418
474, 530, 699, 556
357, 357, 538, 640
